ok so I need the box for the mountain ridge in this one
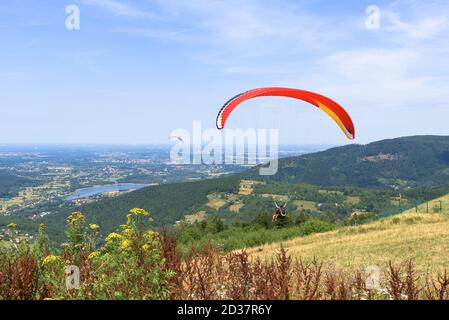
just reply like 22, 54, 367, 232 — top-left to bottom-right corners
245, 135, 449, 188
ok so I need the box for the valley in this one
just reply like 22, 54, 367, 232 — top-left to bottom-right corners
1, 136, 448, 247
1, 136, 449, 299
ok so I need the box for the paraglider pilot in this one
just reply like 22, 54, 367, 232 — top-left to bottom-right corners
273, 202, 287, 223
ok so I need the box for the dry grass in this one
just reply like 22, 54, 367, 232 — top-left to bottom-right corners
166, 242, 449, 300
247, 211, 449, 274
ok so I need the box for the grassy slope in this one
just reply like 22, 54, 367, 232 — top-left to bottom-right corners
248, 194, 449, 273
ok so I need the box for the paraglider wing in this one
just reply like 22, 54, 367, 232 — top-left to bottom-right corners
216, 87, 355, 139
168, 135, 184, 143
280, 202, 287, 216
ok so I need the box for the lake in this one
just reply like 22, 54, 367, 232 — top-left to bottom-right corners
66, 183, 150, 201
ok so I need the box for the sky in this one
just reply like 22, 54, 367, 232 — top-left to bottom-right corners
0, 0, 448, 145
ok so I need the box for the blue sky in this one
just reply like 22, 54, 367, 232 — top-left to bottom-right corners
0, 0, 448, 145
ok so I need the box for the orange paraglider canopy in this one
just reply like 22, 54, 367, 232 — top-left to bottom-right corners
216, 87, 355, 140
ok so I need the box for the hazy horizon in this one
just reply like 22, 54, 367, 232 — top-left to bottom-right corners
1, 134, 447, 147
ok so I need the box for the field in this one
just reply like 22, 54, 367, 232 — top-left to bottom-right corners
248, 194, 449, 274
228, 202, 244, 213
238, 180, 264, 195
261, 194, 289, 202
184, 211, 207, 223
0, 182, 71, 214
345, 196, 361, 205
319, 189, 344, 195
206, 194, 228, 210
0, 187, 36, 213
293, 200, 317, 211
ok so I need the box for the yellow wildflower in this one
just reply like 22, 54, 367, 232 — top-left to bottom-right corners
42, 255, 62, 266
121, 225, 133, 238
105, 232, 123, 243
129, 208, 149, 216
39, 223, 46, 232
120, 239, 132, 251
67, 212, 85, 225
89, 224, 100, 231
141, 244, 151, 251
87, 251, 100, 260
144, 230, 159, 241
7, 223, 17, 229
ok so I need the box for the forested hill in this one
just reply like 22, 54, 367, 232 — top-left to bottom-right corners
38, 176, 241, 239
0, 170, 34, 198
246, 135, 449, 188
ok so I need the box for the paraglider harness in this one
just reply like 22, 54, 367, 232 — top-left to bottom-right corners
273, 202, 287, 223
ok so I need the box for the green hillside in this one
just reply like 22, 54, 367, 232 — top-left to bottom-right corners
74, 176, 240, 229
0, 170, 34, 198
3, 135, 448, 243
246, 135, 449, 188
22, 176, 241, 241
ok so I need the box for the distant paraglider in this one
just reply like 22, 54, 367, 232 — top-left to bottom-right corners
216, 87, 355, 140
168, 135, 184, 144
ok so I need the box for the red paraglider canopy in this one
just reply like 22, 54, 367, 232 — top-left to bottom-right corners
216, 87, 355, 140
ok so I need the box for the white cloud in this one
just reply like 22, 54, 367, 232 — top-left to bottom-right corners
140, 0, 348, 54
80, 0, 155, 18
297, 48, 449, 107
72, 0, 449, 109
113, 26, 198, 41
383, 10, 448, 39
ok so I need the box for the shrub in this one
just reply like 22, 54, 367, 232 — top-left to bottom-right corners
299, 219, 336, 236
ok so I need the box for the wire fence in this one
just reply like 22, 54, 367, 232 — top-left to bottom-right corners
378, 198, 448, 219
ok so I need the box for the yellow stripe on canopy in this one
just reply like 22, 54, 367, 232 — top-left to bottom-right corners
316, 102, 353, 139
